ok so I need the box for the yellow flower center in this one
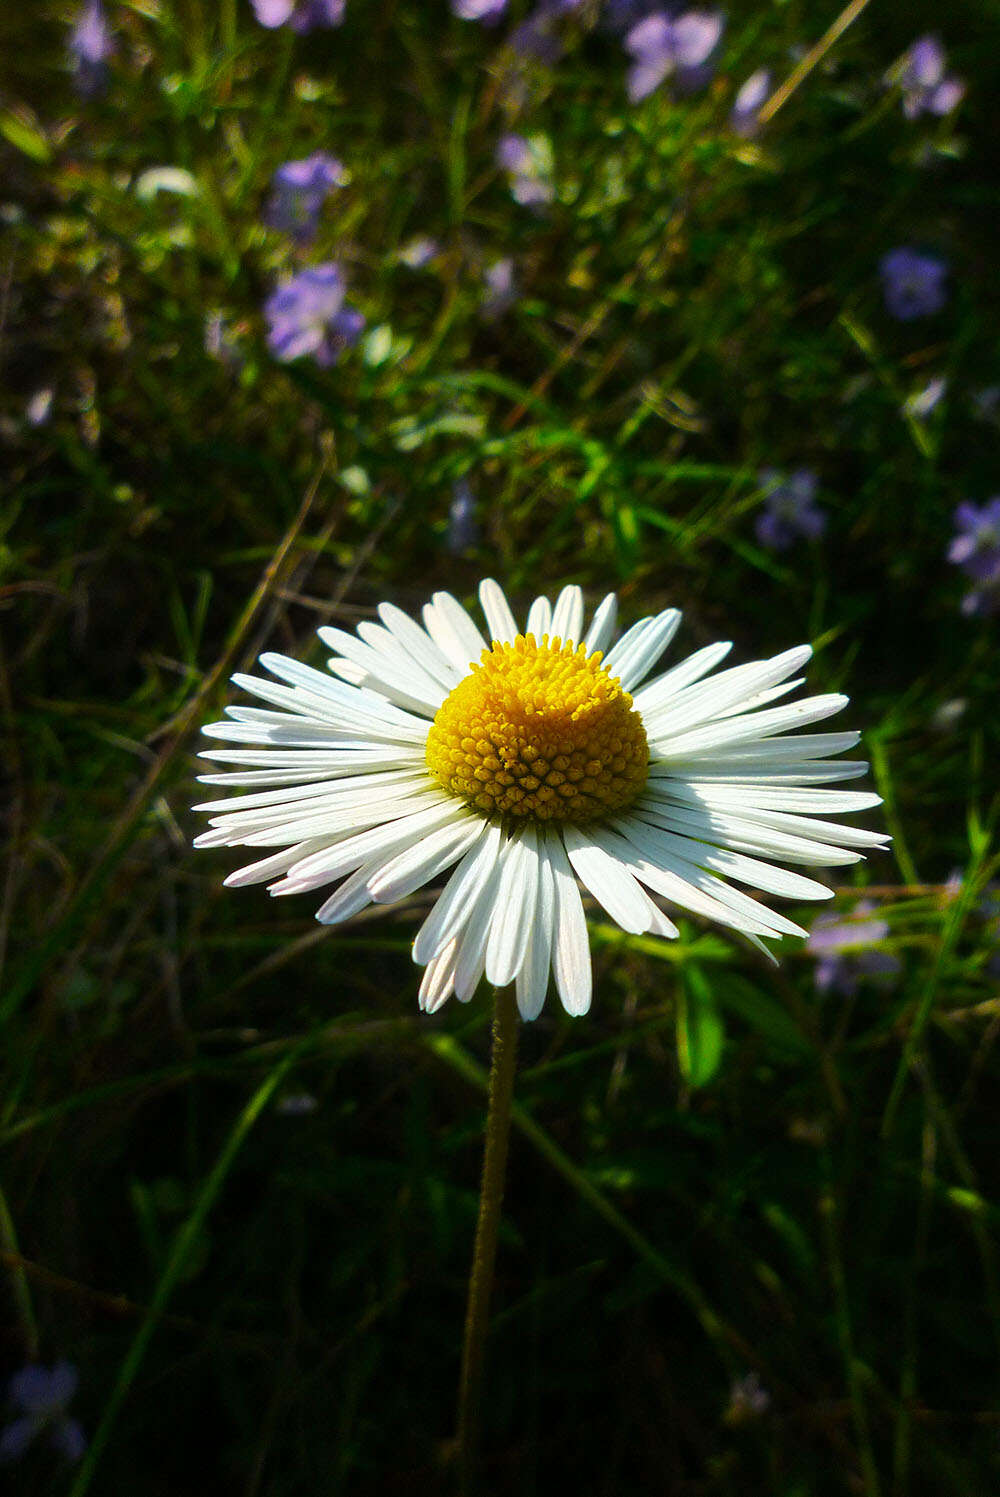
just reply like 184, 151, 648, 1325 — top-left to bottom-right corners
425, 634, 649, 824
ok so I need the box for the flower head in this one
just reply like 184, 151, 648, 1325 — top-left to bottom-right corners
263, 152, 346, 242
624, 10, 724, 103
730, 68, 771, 138
251, 0, 345, 31
947, 498, 1000, 616
398, 236, 442, 269
264, 264, 364, 367
195, 582, 887, 1020
0, 1362, 85, 1465
879, 247, 948, 321
754, 469, 826, 552
69, 0, 113, 98
893, 35, 965, 120
806, 900, 900, 997
496, 133, 555, 208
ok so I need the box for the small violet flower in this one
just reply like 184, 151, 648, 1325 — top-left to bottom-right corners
806, 901, 901, 998
947, 498, 1000, 617
755, 468, 826, 552
903, 375, 947, 420
880, 248, 948, 321
250, 0, 345, 32
730, 68, 771, 138
451, 0, 507, 19
447, 480, 480, 553
0, 1363, 85, 1465
481, 257, 518, 319
398, 236, 442, 269
624, 10, 724, 103
263, 152, 346, 243
724, 1372, 771, 1426
496, 133, 555, 208
893, 35, 965, 120
264, 264, 364, 367
69, 0, 113, 98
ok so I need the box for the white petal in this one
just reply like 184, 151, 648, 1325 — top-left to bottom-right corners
271, 799, 470, 894
642, 645, 812, 736
453, 853, 506, 1000
515, 844, 555, 1021
478, 578, 518, 644
582, 594, 618, 656
320, 625, 446, 715
667, 783, 883, 816
632, 641, 734, 713
637, 798, 863, 867
377, 602, 465, 689
422, 592, 488, 672
314, 860, 382, 925
198, 747, 422, 773
412, 823, 504, 964
608, 610, 682, 690
259, 653, 427, 729
419, 940, 458, 1013
367, 819, 485, 904
526, 595, 552, 640
651, 694, 850, 758
562, 824, 657, 934
485, 827, 540, 988
193, 768, 428, 816
547, 832, 592, 1015
550, 585, 585, 645
221, 838, 332, 887
234, 786, 440, 846
653, 731, 862, 767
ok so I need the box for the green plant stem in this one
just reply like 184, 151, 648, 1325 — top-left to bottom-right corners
455, 987, 519, 1497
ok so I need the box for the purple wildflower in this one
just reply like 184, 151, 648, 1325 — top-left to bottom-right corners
624, 10, 724, 103
724, 1372, 771, 1425
730, 68, 771, 137
69, 0, 113, 98
263, 152, 346, 243
894, 35, 965, 120
447, 480, 480, 553
398, 236, 442, 269
0, 1363, 85, 1465
481, 257, 518, 319
509, 2, 582, 65
880, 248, 948, 321
451, 0, 507, 19
947, 498, 1000, 616
250, 0, 345, 32
496, 133, 555, 208
806, 902, 901, 998
903, 375, 947, 419
264, 264, 364, 367
755, 469, 826, 552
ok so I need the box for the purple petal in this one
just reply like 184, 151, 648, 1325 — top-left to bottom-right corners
671, 10, 723, 69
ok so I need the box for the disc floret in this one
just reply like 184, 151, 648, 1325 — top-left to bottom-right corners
425, 634, 649, 824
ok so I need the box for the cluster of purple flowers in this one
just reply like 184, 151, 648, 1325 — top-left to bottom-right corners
624, 9, 723, 103
948, 499, 1000, 617
880, 247, 948, 321
892, 35, 965, 120
805, 902, 901, 998
264, 264, 363, 366
0, 1363, 85, 1465
755, 469, 826, 553
263, 152, 346, 243
251, 0, 345, 30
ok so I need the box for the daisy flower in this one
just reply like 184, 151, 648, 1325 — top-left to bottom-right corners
195, 582, 887, 1019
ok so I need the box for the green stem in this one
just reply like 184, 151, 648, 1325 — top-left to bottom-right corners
455, 987, 519, 1497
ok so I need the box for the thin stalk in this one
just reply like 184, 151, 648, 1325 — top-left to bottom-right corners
455, 987, 519, 1496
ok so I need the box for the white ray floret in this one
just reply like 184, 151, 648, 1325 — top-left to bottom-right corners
195, 580, 886, 1019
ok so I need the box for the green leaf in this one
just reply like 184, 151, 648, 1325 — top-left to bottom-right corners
0, 111, 51, 164
676, 964, 725, 1088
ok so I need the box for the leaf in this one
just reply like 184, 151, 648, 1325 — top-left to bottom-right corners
0, 111, 51, 164
676, 963, 725, 1088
